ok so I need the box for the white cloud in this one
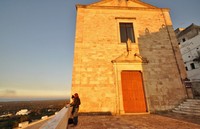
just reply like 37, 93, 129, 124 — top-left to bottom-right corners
0, 89, 71, 101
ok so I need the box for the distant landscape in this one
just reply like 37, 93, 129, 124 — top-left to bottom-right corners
0, 99, 69, 129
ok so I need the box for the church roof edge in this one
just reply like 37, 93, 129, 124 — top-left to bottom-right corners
76, 4, 169, 11
75, 0, 169, 10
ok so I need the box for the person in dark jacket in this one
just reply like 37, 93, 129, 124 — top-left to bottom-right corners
70, 93, 81, 126
70, 95, 75, 114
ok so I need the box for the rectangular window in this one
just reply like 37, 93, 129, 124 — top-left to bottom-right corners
119, 23, 135, 43
185, 67, 188, 71
190, 63, 195, 69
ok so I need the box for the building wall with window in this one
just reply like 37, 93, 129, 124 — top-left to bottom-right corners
72, 0, 187, 114
175, 24, 200, 81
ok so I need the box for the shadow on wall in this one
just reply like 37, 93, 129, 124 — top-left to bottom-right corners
137, 24, 186, 110
191, 81, 200, 98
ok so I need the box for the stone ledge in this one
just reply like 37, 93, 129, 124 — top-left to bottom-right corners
39, 106, 72, 129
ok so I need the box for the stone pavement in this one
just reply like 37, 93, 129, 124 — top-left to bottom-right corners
68, 113, 200, 129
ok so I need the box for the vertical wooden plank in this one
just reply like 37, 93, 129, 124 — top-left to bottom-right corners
121, 71, 147, 113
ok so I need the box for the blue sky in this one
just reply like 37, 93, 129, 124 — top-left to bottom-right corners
0, 0, 200, 101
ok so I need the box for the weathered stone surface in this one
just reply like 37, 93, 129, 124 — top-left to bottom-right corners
71, 0, 187, 114
68, 114, 200, 129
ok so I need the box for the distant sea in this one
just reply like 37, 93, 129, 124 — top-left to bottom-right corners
0, 97, 69, 102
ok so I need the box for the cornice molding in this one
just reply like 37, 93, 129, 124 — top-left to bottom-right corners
76, 5, 169, 12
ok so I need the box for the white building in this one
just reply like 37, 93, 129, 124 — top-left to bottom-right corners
18, 121, 29, 128
0, 113, 12, 118
16, 109, 29, 115
175, 24, 200, 81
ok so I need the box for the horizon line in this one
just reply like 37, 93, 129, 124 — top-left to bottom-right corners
0, 97, 70, 102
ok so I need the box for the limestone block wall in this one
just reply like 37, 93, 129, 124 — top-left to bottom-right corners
72, 5, 187, 114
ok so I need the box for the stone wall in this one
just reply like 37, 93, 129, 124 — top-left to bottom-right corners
192, 81, 200, 98
71, 2, 187, 114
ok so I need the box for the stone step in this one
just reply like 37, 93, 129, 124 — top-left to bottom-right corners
180, 101, 200, 106
174, 107, 200, 113
172, 99, 200, 116
186, 99, 200, 102
179, 104, 200, 109
178, 105, 200, 110
185, 99, 200, 104
180, 101, 200, 104
180, 104, 200, 108
172, 110, 200, 116
182, 102, 200, 106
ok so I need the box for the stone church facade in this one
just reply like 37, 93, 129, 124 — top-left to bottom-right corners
71, 0, 187, 114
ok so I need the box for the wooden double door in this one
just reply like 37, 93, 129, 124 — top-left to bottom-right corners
121, 71, 147, 113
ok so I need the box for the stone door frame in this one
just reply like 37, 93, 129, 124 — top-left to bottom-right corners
113, 62, 149, 114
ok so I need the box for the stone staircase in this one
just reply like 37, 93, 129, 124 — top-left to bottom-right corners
172, 99, 200, 116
